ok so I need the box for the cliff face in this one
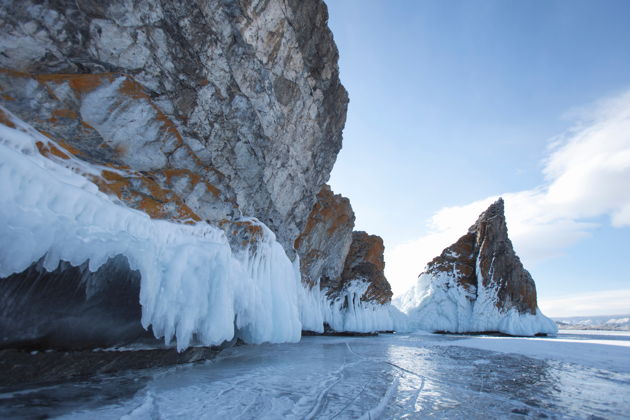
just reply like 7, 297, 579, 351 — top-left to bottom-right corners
0, 0, 400, 350
0, 0, 347, 255
397, 198, 557, 336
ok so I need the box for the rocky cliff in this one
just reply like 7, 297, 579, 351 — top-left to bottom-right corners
0, 0, 347, 254
0, 0, 399, 350
397, 198, 557, 336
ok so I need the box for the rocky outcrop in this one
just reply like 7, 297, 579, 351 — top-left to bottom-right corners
338, 232, 392, 304
397, 198, 557, 336
295, 187, 393, 305
295, 184, 355, 287
0, 0, 348, 255
428, 198, 537, 314
293, 186, 400, 333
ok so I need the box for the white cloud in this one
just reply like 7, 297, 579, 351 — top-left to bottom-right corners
386, 90, 630, 297
539, 289, 630, 318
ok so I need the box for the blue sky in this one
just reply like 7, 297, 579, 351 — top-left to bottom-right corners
325, 0, 630, 316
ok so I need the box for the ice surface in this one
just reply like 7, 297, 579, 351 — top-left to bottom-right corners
5, 331, 629, 419
396, 270, 557, 336
0, 107, 402, 350
434, 330, 630, 373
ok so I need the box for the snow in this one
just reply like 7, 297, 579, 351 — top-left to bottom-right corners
607, 317, 630, 324
0, 107, 401, 350
555, 314, 630, 330
396, 270, 557, 336
559, 329, 630, 337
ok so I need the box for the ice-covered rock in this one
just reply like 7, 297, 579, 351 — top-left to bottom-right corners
0, 97, 398, 351
0, 112, 305, 350
295, 187, 403, 333
397, 199, 557, 336
0, 0, 401, 350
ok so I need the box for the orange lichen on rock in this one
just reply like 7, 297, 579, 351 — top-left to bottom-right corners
232, 220, 263, 237
219, 219, 265, 247
80, 120, 95, 130
295, 185, 353, 250
98, 169, 201, 222
341, 231, 392, 304
1, 70, 221, 226
35, 140, 71, 160
117, 78, 185, 149
361, 235, 385, 273
51, 109, 78, 119
118, 77, 149, 100
57, 140, 84, 158
163, 168, 221, 198
36, 73, 114, 94
295, 185, 356, 288
0, 109, 16, 128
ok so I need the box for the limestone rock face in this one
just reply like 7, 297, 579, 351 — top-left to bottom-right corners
294, 185, 355, 287
339, 232, 393, 305
0, 0, 348, 254
398, 198, 557, 336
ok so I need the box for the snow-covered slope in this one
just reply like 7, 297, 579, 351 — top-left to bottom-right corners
0, 108, 402, 350
396, 199, 557, 336
555, 315, 630, 331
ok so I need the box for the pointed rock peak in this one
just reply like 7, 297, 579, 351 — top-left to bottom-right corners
399, 197, 557, 336
482, 197, 504, 219
469, 197, 505, 233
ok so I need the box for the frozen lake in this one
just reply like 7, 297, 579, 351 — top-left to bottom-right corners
2, 330, 629, 419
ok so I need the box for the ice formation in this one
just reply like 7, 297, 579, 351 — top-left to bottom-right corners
0, 108, 402, 350
396, 271, 557, 336
300, 277, 407, 334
